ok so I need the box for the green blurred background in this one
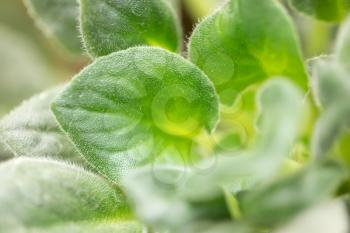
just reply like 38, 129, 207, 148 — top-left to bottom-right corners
0, 0, 339, 116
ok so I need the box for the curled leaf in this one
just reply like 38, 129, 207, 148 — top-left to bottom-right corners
183, 78, 304, 201
240, 160, 347, 228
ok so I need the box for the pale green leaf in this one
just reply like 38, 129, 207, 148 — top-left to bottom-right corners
0, 157, 136, 233
189, 0, 307, 105
80, 0, 182, 57
183, 78, 304, 201
240, 160, 346, 227
311, 59, 350, 109
52, 47, 219, 183
289, 0, 350, 22
122, 166, 231, 232
310, 59, 350, 157
336, 16, 350, 69
122, 79, 304, 231
23, 0, 82, 54
0, 87, 87, 167
312, 104, 350, 157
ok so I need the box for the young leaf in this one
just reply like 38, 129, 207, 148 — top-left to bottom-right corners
335, 17, 350, 69
122, 166, 231, 232
0, 87, 87, 167
80, 0, 182, 57
289, 0, 350, 22
0, 157, 136, 232
240, 160, 346, 228
23, 0, 82, 54
311, 60, 350, 109
189, 0, 307, 105
183, 78, 304, 201
52, 47, 219, 183
310, 59, 350, 157
122, 79, 304, 231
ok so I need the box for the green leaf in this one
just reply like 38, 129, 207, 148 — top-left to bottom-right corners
52, 47, 219, 183
312, 104, 350, 158
0, 87, 87, 167
23, 0, 82, 54
240, 160, 346, 228
122, 166, 231, 232
0, 157, 137, 233
336, 17, 350, 69
183, 78, 304, 201
80, 0, 182, 57
189, 0, 307, 105
310, 59, 350, 157
289, 0, 350, 22
311, 59, 350, 109
122, 79, 304, 231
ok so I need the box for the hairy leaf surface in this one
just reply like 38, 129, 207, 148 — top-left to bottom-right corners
311, 59, 350, 157
122, 79, 304, 231
189, 0, 307, 105
289, 0, 350, 22
0, 87, 87, 166
0, 157, 136, 233
241, 160, 346, 227
336, 17, 350, 70
80, 0, 182, 57
52, 47, 219, 182
183, 79, 304, 201
23, 0, 82, 54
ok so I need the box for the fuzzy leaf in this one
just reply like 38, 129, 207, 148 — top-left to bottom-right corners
312, 59, 350, 109
0, 157, 137, 233
311, 59, 350, 157
189, 0, 307, 105
240, 160, 346, 228
80, 0, 182, 57
23, 0, 82, 54
336, 17, 350, 69
52, 47, 219, 183
289, 0, 350, 22
0, 87, 86, 166
122, 79, 304, 231
123, 166, 231, 232
183, 78, 304, 201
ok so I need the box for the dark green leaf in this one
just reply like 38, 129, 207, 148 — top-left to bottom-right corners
80, 0, 182, 57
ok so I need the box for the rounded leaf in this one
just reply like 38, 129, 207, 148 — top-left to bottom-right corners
80, 0, 182, 57
189, 0, 308, 105
52, 47, 219, 182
